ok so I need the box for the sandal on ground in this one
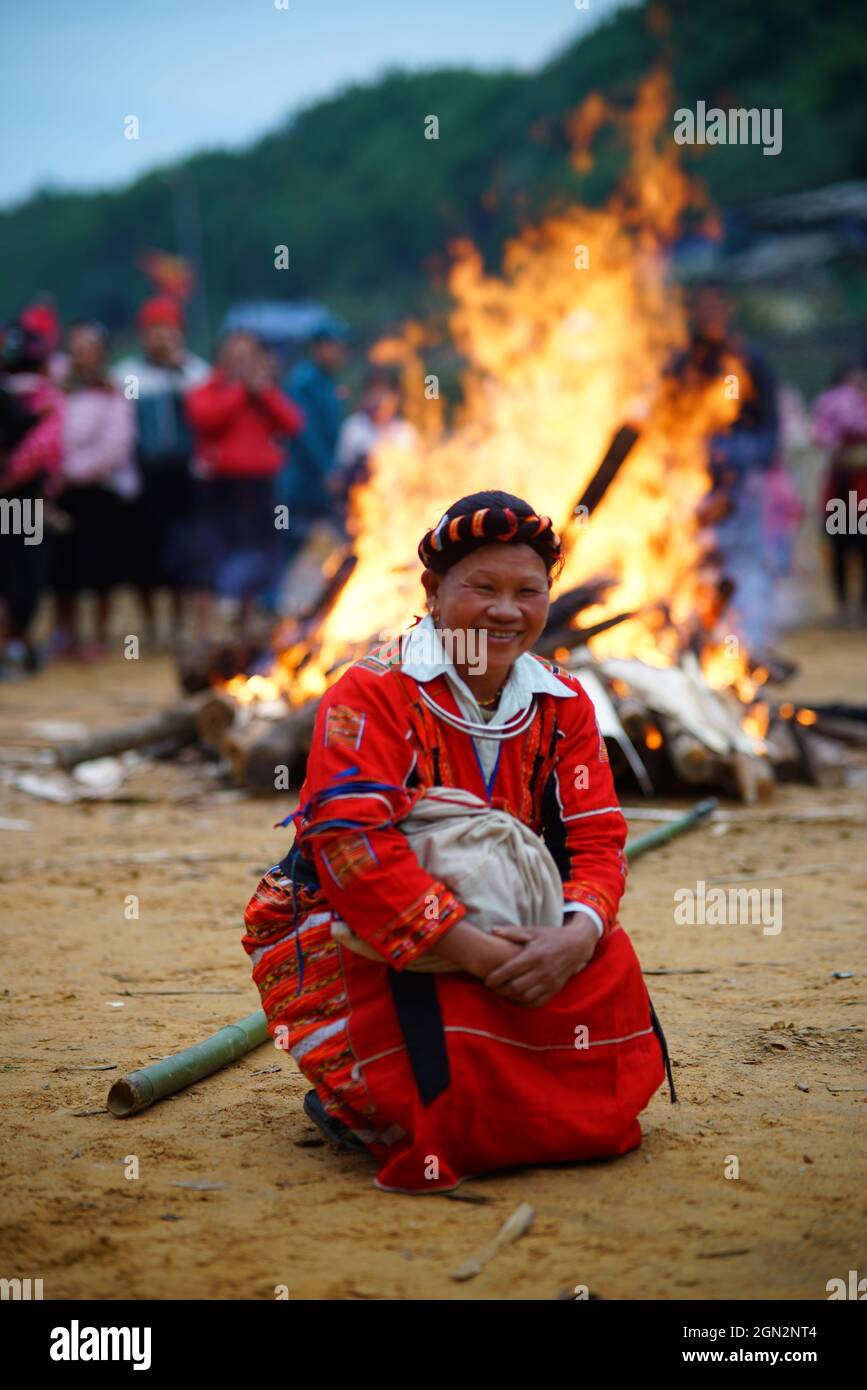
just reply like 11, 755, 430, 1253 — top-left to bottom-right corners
302, 1089, 369, 1154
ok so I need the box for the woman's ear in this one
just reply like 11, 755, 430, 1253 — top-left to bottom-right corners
421, 569, 442, 622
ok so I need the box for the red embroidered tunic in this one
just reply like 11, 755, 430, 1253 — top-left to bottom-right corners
242, 631, 665, 1192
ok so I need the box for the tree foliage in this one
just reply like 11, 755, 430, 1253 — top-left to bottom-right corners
1, 0, 863, 349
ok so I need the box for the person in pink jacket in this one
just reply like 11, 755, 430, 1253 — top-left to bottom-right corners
52, 322, 139, 658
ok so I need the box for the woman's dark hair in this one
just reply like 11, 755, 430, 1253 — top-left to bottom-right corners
449, 489, 531, 517
68, 319, 109, 343
362, 365, 399, 392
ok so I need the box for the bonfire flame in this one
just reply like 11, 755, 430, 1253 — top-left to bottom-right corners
237, 74, 759, 720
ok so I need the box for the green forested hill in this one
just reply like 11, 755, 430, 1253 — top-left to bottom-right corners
2, 0, 864, 349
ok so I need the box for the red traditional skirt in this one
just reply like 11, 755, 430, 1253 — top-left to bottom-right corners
294, 923, 666, 1193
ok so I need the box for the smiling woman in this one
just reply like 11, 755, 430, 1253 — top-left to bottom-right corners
241, 490, 668, 1193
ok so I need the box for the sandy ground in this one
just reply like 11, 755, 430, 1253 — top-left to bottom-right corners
1, 620, 865, 1301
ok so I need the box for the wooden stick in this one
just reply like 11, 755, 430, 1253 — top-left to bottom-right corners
52, 698, 203, 769
451, 1202, 535, 1281
224, 700, 318, 791
107, 1011, 270, 1118
195, 692, 238, 750
812, 714, 867, 748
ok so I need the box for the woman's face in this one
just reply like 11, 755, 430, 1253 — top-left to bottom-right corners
67, 327, 105, 378
219, 332, 259, 377
424, 543, 551, 678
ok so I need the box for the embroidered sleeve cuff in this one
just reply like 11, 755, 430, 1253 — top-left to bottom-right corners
377, 885, 467, 971
564, 885, 617, 937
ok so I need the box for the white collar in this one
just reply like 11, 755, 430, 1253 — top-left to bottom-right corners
400, 614, 576, 727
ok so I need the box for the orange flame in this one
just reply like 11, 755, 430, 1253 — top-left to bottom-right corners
231, 75, 753, 717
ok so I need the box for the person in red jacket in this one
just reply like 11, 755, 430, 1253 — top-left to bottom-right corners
241, 490, 670, 1193
186, 332, 303, 636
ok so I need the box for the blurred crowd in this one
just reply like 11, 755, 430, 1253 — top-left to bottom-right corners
0, 286, 866, 679
671, 282, 867, 645
0, 296, 411, 674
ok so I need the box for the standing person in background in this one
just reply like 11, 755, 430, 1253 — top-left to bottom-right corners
111, 297, 209, 644
811, 356, 867, 625
675, 281, 779, 649
0, 304, 65, 676
53, 322, 139, 659
334, 366, 417, 506
276, 324, 348, 568
186, 332, 303, 639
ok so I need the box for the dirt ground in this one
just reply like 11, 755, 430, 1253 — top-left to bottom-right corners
1, 620, 865, 1301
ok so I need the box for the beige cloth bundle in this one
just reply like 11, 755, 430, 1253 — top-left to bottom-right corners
330, 786, 564, 972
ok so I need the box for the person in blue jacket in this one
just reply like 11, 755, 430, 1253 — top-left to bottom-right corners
276, 323, 349, 575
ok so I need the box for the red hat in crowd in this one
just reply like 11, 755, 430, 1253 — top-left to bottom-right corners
19, 301, 61, 352
137, 295, 185, 330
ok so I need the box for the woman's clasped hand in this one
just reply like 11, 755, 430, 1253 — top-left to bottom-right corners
484, 916, 600, 1008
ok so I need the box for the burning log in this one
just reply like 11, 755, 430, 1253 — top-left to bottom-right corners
809, 714, 867, 749
807, 703, 867, 723
561, 425, 641, 555
175, 639, 273, 696
303, 548, 357, 623
731, 749, 775, 803
571, 667, 653, 795
744, 650, 799, 687
787, 722, 847, 789
763, 711, 808, 783
52, 699, 203, 770
765, 705, 853, 786
537, 609, 638, 658
220, 700, 319, 793
572, 653, 776, 803
272, 548, 358, 650
194, 692, 238, 752
536, 578, 634, 657
664, 729, 729, 788
542, 579, 616, 632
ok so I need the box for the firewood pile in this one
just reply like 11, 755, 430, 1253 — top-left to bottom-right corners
35, 570, 862, 805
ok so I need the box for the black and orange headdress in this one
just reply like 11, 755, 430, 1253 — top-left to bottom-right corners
418, 492, 563, 575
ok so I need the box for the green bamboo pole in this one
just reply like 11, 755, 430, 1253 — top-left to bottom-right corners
107, 799, 718, 1117
107, 1010, 269, 1117
625, 797, 718, 862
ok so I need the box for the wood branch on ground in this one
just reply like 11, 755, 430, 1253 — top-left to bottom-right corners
51, 698, 205, 769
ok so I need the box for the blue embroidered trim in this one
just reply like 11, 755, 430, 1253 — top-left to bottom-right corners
470, 737, 503, 802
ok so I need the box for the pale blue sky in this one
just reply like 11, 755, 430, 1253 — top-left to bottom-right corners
3, 0, 632, 208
